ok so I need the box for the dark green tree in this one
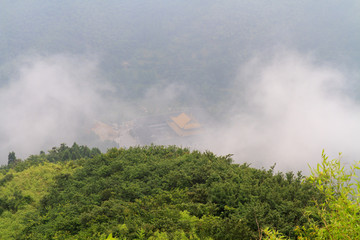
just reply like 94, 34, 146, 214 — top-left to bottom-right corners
8, 151, 18, 166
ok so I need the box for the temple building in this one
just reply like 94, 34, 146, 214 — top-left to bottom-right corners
92, 112, 204, 146
167, 113, 202, 137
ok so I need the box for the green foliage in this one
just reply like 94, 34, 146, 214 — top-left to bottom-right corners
46, 143, 101, 163
1, 144, 337, 239
0, 161, 77, 239
7, 151, 22, 168
17, 145, 319, 239
7, 151, 17, 165
105, 233, 120, 240
0, 173, 13, 187
296, 151, 360, 239
263, 228, 288, 240
2, 143, 101, 174
264, 151, 360, 240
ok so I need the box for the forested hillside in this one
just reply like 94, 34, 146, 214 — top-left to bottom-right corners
1, 145, 359, 239
0, 144, 325, 239
1, 2, 360, 239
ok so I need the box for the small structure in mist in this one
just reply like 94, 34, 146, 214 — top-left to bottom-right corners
92, 112, 203, 147
167, 113, 202, 137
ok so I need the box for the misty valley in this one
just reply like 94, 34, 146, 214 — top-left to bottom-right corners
1, 1, 360, 239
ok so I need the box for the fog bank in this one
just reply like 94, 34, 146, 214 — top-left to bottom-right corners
1, 51, 359, 172
199, 50, 360, 171
0, 54, 109, 162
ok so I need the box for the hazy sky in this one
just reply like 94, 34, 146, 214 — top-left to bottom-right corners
0, 1, 359, 170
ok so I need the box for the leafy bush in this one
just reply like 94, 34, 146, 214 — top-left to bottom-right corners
296, 151, 360, 239
21, 145, 319, 239
264, 151, 360, 240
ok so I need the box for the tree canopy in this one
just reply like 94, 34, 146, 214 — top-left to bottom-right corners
0, 144, 325, 239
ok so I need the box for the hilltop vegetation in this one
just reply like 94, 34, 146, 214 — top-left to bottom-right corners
1, 144, 359, 239
0, 144, 326, 239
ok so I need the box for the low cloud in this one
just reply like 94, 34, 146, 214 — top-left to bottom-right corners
199, 50, 360, 171
0, 54, 109, 163
1, 50, 359, 172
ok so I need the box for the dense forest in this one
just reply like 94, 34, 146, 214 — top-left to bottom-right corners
0, 144, 358, 239
1, 2, 360, 239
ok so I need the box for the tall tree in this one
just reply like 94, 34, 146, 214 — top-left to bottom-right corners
7, 151, 17, 165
